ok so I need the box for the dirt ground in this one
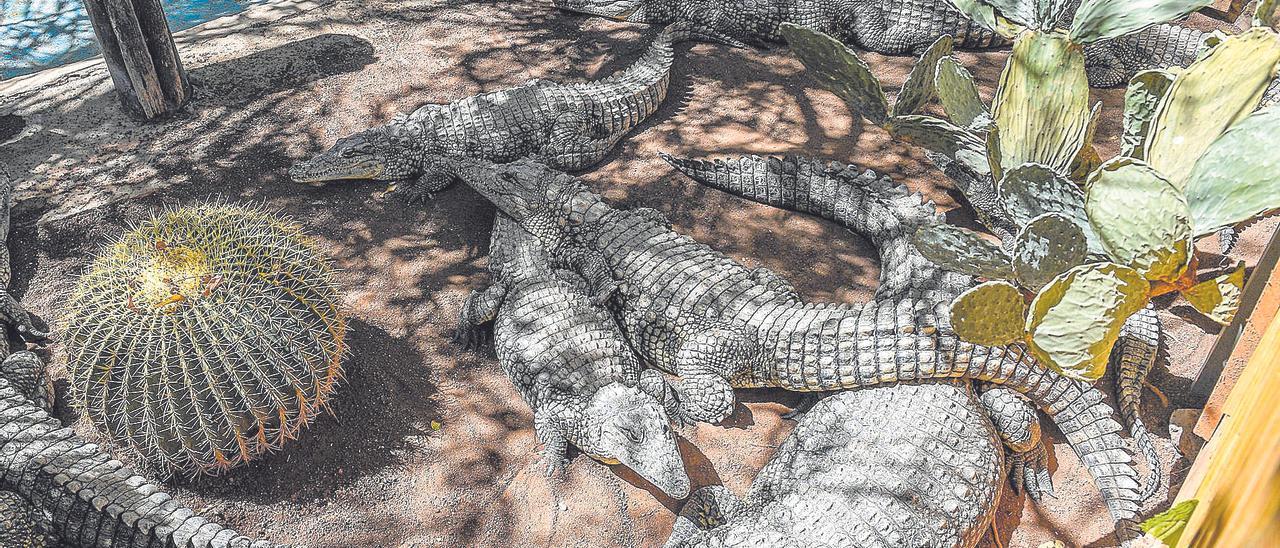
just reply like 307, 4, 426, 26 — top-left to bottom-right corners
1, 1, 1274, 547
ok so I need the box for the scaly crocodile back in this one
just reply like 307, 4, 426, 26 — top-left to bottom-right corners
0, 362, 279, 548
667, 381, 1002, 547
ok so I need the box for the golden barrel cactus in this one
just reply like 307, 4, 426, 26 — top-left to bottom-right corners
63, 204, 347, 476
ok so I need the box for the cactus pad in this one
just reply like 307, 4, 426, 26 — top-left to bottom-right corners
63, 204, 347, 475
893, 35, 953, 117
950, 281, 1026, 346
1085, 158, 1192, 283
1012, 213, 1087, 291
990, 31, 1091, 175
1120, 69, 1176, 159
934, 55, 988, 129
780, 23, 889, 125
997, 163, 1102, 255
1144, 27, 1280, 188
912, 224, 1014, 280
1184, 105, 1280, 236
1025, 263, 1149, 381
1182, 261, 1246, 325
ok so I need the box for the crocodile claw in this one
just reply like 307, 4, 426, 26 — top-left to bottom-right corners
1, 292, 47, 343
452, 323, 493, 352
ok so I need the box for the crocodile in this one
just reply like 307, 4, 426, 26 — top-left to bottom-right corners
435, 156, 1146, 534
664, 381, 1004, 547
665, 151, 1164, 502
288, 22, 691, 202
0, 350, 279, 548
554, 0, 1266, 91
455, 213, 690, 498
552, 0, 1007, 53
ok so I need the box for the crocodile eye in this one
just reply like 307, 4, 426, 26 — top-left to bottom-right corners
622, 426, 644, 444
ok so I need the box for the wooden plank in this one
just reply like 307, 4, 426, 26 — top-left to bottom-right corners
1174, 281, 1280, 545
82, 0, 190, 119
1189, 224, 1280, 436
132, 0, 191, 107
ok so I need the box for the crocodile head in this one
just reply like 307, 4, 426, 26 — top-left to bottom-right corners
439, 156, 605, 231
552, 0, 663, 22
289, 125, 422, 184
584, 383, 690, 499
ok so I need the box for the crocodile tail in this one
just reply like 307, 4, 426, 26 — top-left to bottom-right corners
661, 153, 938, 248
0, 370, 281, 548
661, 153, 974, 300
1111, 304, 1164, 502
1002, 346, 1143, 535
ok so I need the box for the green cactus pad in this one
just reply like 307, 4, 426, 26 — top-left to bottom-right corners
1183, 262, 1246, 325
949, 0, 1023, 38
1120, 69, 1177, 159
1069, 0, 1212, 43
1184, 106, 1280, 236
1085, 158, 1192, 282
886, 115, 987, 160
894, 35, 954, 117
1145, 27, 1280, 188
1259, 0, 1279, 28
912, 224, 1014, 280
950, 281, 1027, 346
781, 23, 889, 125
996, 163, 1103, 255
1025, 262, 1150, 382
1013, 213, 1087, 291
990, 31, 1092, 176
1140, 499, 1198, 546
934, 55, 988, 129
63, 204, 347, 475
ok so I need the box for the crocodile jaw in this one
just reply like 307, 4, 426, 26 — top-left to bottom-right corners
288, 157, 386, 184
552, 0, 645, 21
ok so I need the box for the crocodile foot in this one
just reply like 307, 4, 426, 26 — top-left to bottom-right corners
0, 291, 47, 342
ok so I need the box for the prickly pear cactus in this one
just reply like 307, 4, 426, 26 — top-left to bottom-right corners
62, 204, 347, 476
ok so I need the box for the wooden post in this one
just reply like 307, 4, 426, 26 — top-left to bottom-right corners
83, 0, 191, 120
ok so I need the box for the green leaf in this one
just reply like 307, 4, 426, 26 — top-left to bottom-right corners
1069, 0, 1212, 44
1120, 69, 1177, 159
935, 55, 988, 128
1013, 213, 1087, 291
1140, 499, 1199, 546
996, 163, 1103, 254
781, 23, 889, 125
887, 115, 987, 159
1182, 262, 1245, 325
1184, 105, 1280, 236
912, 224, 1015, 280
950, 281, 1028, 346
1257, 0, 1279, 29
1025, 263, 1150, 382
991, 31, 1092, 175
1145, 28, 1280, 189
949, 0, 1024, 38
1085, 158, 1192, 282
895, 35, 955, 117
986, 0, 1038, 28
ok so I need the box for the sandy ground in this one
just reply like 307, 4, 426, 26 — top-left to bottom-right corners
0, 1, 1274, 547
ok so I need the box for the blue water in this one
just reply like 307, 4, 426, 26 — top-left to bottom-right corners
1, 0, 271, 80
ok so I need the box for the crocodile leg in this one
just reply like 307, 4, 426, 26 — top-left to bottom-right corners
669, 321, 758, 424
388, 163, 456, 204
534, 404, 572, 476
456, 283, 508, 351
538, 111, 620, 171
979, 386, 1055, 500
666, 485, 742, 548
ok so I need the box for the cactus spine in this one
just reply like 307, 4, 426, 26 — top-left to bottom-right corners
63, 203, 347, 476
